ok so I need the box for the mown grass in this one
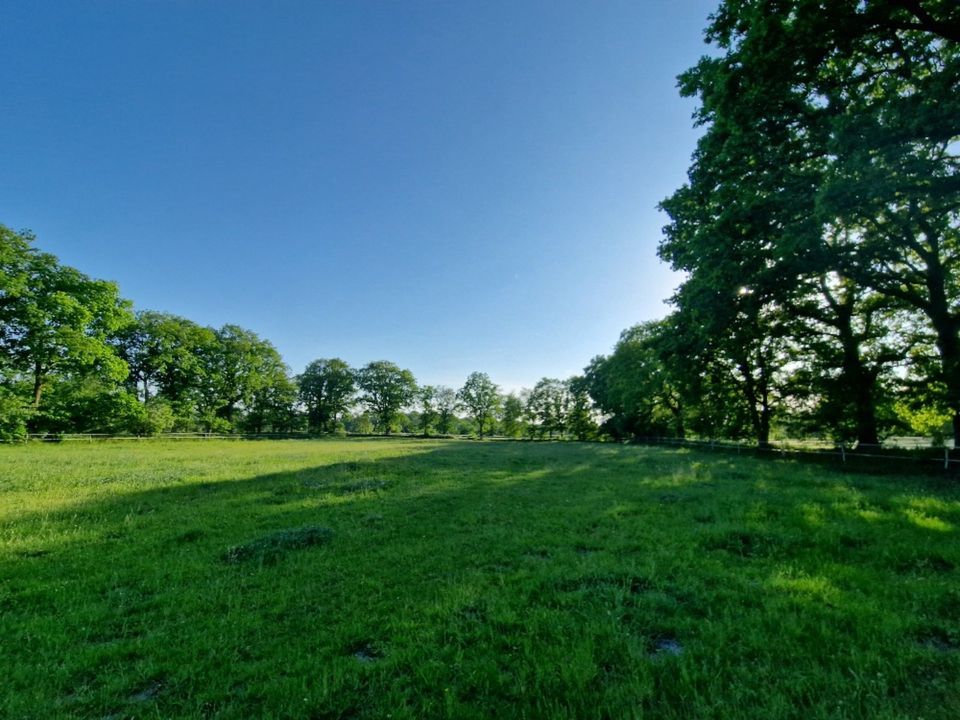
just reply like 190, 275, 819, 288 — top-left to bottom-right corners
1, 438, 959, 719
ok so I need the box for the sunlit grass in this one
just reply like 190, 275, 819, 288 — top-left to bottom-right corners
2, 439, 959, 718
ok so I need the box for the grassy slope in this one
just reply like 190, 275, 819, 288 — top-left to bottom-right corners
1, 439, 959, 719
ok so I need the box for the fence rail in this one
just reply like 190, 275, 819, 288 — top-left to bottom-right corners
635, 436, 959, 471
4, 431, 957, 472
6, 431, 472, 443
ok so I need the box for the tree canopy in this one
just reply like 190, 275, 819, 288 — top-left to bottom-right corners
355, 361, 417, 435
457, 372, 501, 439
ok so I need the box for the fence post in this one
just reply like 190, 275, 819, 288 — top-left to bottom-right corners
839, 444, 845, 464
946, 446, 950, 471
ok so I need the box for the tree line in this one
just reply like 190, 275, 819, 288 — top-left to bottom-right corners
0, 227, 598, 440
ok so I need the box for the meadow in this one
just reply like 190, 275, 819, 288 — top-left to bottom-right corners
2, 438, 959, 719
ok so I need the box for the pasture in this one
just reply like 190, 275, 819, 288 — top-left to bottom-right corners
2, 439, 959, 719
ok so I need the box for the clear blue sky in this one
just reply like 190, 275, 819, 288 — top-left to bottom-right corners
1, 0, 715, 391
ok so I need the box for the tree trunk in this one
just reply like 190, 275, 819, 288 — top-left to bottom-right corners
925, 254, 960, 446
933, 323, 960, 446
737, 356, 770, 448
32, 362, 44, 408
837, 321, 880, 447
853, 385, 879, 447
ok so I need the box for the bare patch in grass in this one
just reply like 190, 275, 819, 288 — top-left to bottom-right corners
651, 637, 684, 656
347, 641, 384, 664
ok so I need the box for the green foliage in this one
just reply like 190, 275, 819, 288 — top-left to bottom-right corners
657, 0, 960, 445
0, 225, 132, 418
895, 402, 954, 445
526, 377, 571, 439
111, 311, 212, 406
416, 385, 439, 437
566, 376, 598, 441
499, 392, 526, 438
195, 325, 290, 429
137, 400, 177, 435
298, 358, 355, 433
585, 321, 686, 441
38, 377, 144, 434
457, 371, 501, 438
434, 386, 458, 435
242, 370, 300, 434
355, 361, 417, 435
0, 386, 30, 441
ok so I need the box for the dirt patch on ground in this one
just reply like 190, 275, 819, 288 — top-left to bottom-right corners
649, 636, 684, 659
347, 641, 384, 664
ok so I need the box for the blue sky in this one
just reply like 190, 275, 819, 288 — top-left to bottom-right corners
1, 0, 715, 391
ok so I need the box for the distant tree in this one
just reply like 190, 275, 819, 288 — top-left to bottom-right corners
526, 378, 570, 438
298, 358, 355, 432
500, 393, 525, 438
457, 372, 501, 438
195, 325, 287, 430
111, 310, 212, 409
355, 361, 417, 434
453, 416, 476, 436
344, 411, 375, 435
243, 366, 299, 434
417, 385, 439, 437
584, 320, 688, 441
566, 376, 597, 441
434, 386, 458, 435
397, 411, 418, 434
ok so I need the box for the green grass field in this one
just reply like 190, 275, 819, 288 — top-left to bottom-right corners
2, 439, 959, 719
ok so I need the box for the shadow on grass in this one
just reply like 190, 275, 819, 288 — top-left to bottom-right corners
3, 440, 960, 719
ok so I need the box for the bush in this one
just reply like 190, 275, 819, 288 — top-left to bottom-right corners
0, 389, 30, 442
